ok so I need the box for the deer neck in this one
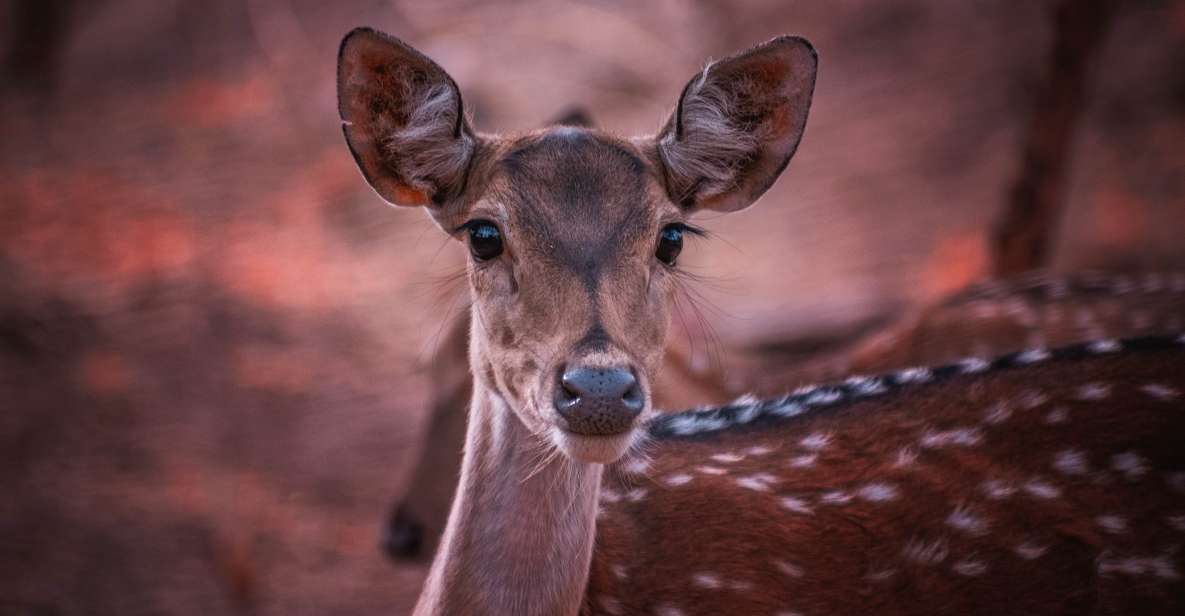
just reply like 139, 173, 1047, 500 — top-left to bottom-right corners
413, 351, 602, 616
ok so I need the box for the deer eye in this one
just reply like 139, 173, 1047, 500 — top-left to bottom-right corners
656, 224, 684, 265
466, 221, 503, 261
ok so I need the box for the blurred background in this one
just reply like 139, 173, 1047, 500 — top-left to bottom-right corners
2, 1, 1184, 613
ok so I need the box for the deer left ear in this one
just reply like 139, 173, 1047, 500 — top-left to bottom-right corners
653, 36, 817, 212
337, 28, 478, 218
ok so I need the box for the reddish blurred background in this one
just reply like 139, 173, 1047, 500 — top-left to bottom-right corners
2, 1, 1184, 613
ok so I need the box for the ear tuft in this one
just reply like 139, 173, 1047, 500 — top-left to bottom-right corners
656, 36, 817, 212
337, 28, 477, 210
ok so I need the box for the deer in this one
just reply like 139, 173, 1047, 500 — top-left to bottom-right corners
337, 28, 1185, 615
386, 267, 1185, 561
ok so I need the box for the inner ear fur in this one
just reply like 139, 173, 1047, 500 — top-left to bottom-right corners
337, 28, 479, 214
655, 35, 817, 212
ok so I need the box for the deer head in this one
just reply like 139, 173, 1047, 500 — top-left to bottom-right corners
337, 28, 816, 464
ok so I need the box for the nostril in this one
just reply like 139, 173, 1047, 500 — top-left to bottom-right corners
622, 381, 643, 410
558, 371, 582, 405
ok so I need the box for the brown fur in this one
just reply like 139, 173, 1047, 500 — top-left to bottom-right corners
339, 27, 1185, 616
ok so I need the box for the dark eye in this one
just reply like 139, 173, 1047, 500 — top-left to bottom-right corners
656, 224, 684, 265
467, 221, 503, 261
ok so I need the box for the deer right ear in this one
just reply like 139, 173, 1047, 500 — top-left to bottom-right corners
337, 28, 478, 216
653, 36, 817, 213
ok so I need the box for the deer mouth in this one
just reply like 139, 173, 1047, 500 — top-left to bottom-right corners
551, 425, 645, 464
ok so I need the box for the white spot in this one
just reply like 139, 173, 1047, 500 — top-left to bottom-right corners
600, 488, 622, 503
1099, 553, 1180, 580
1166, 515, 1185, 531
788, 453, 818, 468
736, 473, 779, 492
780, 496, 814, 515
697, 465, 727, 476
745, 445, 774, 456
865, 568, 897, 583
711, 452, 745, 463
1044, 407, 1070, 425
1017, 390, 1050, 409
946, 504, 990, 536
820, 490, 854, 505
668, 414, 728, 436
983, 402, 1012, 425
1141, 383, 1180, 400
920, 427, 983, 448
857, 482, 900, 502
896, 367, 934, 384
625, 488, 648, 503
846, 375, 888, 396
653, 605, 686, 616
691, 572, 722, 589
1024, 477, 1062, 499
773, 559, 805, 578
953, 558, 988, 576
664, 473, 694, 487
959, 357, 991, 374
1053, 449, 1091, 476
769, 400, 806, 418
1015, 348, 1051, 364
622, 458, 650, 475
903, 537, 949, 565
611, 564, 628, 580
893, 446, 919, 467
1075, 383, 1111, 400
1015, 541, 1049, 560
805, 389, 844, 406
598, 595, 624, 615
1087, 339, 1121, 354
1096, 515, 1129, 534
733, 402, 761, 425
729, 393, 761, 407
981, 479, 1017, 500
1110, 452, 1150, 481
800, 432, 832, 451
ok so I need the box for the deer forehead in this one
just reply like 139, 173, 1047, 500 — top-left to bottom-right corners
483, 128, 674, 267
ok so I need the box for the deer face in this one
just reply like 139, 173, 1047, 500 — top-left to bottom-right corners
338, 29, 816, 463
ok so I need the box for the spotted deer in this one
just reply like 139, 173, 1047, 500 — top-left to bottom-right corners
338, 29, 1185, 615
387, 269, 1185, 561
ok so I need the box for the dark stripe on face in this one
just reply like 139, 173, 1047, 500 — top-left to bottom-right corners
498, 128, 651, 293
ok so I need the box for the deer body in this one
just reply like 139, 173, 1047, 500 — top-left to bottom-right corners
590, 337, 1185, 615
336, 28, 1184, 615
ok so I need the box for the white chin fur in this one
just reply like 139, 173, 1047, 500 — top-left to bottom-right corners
552, 429, 637, 464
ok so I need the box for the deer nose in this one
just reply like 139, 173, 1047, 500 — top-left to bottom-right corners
382, 504, 424, 560
554, 366, 644, 436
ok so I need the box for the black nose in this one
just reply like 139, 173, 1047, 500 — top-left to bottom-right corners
554, 366, 644, 436
382, 505, 424, 560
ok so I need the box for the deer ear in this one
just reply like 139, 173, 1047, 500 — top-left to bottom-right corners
654, 36, 817, 212
337, 28, 478, 212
